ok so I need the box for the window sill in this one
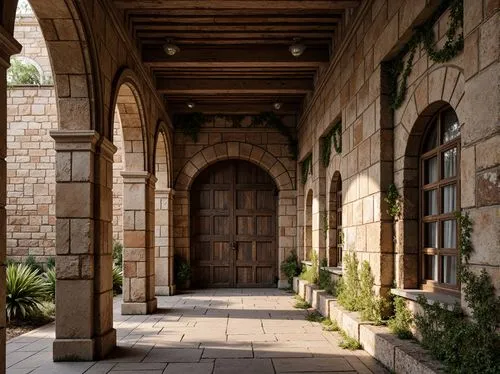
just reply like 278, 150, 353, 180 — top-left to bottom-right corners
391, 288, 461, 311
322, 266, 342, 276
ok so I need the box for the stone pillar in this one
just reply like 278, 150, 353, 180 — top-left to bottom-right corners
155, 188, 176, 295
121, 171, 157, 314
51, 130, 116, 361
0, 25, 22, 373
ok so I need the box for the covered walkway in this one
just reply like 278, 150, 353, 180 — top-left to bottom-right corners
6, 289, 387, 374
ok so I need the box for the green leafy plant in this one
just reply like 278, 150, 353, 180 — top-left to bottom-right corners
389, 0, 463, 109
318, 258, 337, 296
173, 112, 206, 142
44, 267, 56, 301
280, 250, 301, 287
24, 255, 45, 274
321, 209, 328, 240
300, 251, 318, 284
112, 265, 123, 295
174, 255, 191, 286
415, 212, 500, 373
301, 154, 312, 185
6, 263, 50, 321
113, 241, 123, 269
293, 296, 311, 310
321, 122, 342, 167
337, 251, 360, 310
7, 58, 41, 86
388, 296, 413, 339
338, 330, 362, 350
46, 257, 55, 270
384, 184, 402, 219
306, 311, 325, 322
322, 318, 339, 331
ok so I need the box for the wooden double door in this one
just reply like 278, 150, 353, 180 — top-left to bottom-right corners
190, 160, 277, 288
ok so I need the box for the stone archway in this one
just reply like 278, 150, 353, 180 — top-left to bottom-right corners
174, 142, 296, 289
393, 66, 465, 289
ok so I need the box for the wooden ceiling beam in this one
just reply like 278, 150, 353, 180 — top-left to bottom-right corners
167, 102, 300, 115
157, 77, 313, 95
128, 15, 342, 24
143, 46, 329, 68
133, 24, 337, 32
114, 1, 360, 10
140, 38, 333, 45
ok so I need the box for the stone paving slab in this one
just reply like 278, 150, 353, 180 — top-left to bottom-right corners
6, 289, 389, 374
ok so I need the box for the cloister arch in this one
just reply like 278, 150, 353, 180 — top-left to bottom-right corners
393, 65, 465, 290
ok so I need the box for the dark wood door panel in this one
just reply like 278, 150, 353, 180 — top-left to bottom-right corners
191, 160, 277, 288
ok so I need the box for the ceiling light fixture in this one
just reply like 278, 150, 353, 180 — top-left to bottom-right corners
163, 39, 180, 56
289, 38, 306, 57
186, 101, 195, 109
273, 102, 282, 110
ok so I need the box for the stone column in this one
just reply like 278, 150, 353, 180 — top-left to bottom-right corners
155, 188, 176, 295
51, 130, 116, 361
0, 25, 22, 373
121, 171, 157, 314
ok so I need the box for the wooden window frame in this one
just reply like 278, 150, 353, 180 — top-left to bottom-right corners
335, 177, 343, 267
419, 107, 461, 295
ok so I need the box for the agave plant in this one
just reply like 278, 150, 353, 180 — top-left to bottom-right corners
112, 264, 123, 295
44, 267, 56, 301
6, 263, 50, 321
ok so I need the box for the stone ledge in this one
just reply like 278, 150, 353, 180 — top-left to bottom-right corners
391, 288, 460, 312
292, 277, 445, 374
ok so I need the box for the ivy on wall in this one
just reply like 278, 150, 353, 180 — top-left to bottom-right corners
174, 111, 298, 160
389, 0, 463, 109
321, 121, 342, 167
301, 154, 312, 185
384, 184, 402, 220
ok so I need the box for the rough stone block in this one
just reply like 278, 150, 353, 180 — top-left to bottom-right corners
55, 279, 93, 338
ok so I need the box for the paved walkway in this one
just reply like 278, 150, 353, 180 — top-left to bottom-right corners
6, 289, 388, 374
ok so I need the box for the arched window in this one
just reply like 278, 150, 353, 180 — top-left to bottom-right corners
328, 172, 342, 267
420, 106, 460, 293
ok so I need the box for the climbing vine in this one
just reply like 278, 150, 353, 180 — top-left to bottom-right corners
389, 0, 463, 109
321, 122, 342, 167
301, 154, 312, 185
384, 184, 402, 219
174, 111, 298, 160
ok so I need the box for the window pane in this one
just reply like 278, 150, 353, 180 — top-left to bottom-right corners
424, 254, 438, 281
443, 148, 457, 178
443, 220, 457, 248
424, 157, 438, 184
424, 189, 438, 216
442, 110, 460, 143
423, 122, 438, 152
442, 185, 456, 213
424, 222, 438, 248
441, 255, 457, 285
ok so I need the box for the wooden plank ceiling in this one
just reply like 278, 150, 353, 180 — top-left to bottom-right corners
114, 0, 360, 115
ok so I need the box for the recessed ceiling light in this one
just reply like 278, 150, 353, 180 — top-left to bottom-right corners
186, 101, 195, 109
289, 38, 306, 57
163, 40, 180, 56
273, 102, 282, 110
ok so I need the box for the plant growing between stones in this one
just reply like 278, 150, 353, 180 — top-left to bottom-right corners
301, 154, 312, 185
338, 330, 362, 350
322, 318, 339, 332
306, 311, 325, 322
387, 296, 413, 339
280, 250, 301, 288
415, 212, 500, 374
300, 251, 318, 284
293, 295, 311, 309
321, 121, 342, 167
384, 184, 402, 219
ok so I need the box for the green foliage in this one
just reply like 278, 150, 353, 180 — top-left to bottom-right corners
300, 251, 318, 284
280, 250, 301, 287
301, 154, 312, 185
318, 258, 337, 296
24, 255, 45, 274
293, 297, 311, 310
46, 257, 55, 270
112, 265, 123, 295
322, 318, 339, 332
321, 122, 342, 167
389, 0, 463, 109
306, 311, 325, 322
388, 296, 413, 339
174, 255, 191, 285
338, 330, 362, 350
337, 252, 385, 323
384, 184, 401, 219
321, 209, 328, 240
7, 58, 41, 85
113, 241, 123, 269
6, 263, 50, 321
44, 267, 56, 301
415, 212, 500, 374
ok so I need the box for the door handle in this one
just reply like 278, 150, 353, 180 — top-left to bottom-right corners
231, 241, 238, 251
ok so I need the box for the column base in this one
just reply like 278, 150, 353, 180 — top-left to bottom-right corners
53, 338, 95, 361
278, 279, 290, 289
155, 285, 176, 296
121, 298, 157, 315
95, 328, 116, 359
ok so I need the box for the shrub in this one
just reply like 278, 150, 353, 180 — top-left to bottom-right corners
24, 255, 45, 274
336, 251, 360, 310
280, 250, 301, 287
388, 296, 413, 339
44, 268, 56, 301
174, 255, 191, 285
300, 251, 318, 284
7, 58, 41, 85
112, 265, 123, 295
6, 263, 50, 321
46, 257, 55, 269
113, 241, 123, 269
318, 258, 337, 296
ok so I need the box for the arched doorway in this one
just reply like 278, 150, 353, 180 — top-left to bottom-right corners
190, 160, 277, 288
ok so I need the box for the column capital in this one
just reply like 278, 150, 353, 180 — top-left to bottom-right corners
97, 136, 117, 163
0, 25, 21, 68
50, 130, 100, 152
121, 171, 157, 185
155, 187, 175, 196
